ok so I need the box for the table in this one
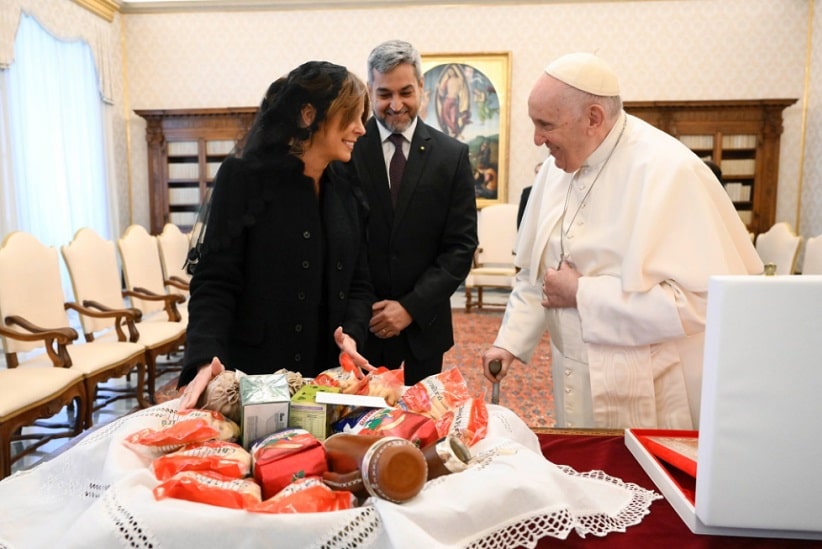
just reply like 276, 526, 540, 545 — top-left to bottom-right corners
536, 429, 822, 548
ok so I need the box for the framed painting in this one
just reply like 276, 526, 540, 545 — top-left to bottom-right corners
420, 52, 511, 207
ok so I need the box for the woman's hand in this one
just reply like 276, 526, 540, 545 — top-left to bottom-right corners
178, 356, 224, 409
334, 326, 374, 372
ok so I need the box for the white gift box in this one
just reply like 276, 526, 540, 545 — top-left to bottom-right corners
627, 275, 822, 539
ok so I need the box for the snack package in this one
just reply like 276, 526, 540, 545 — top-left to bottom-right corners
314, 354, 369, 396
331, 407, 439, 449
249, 476, 356, 514
434, 397, 489, 447
251, 428, 327, 500
151, 440, 252, 481
363, 365, 404, 407
153, 470, 262, 509
398, 368, 472, 421
124, 409, 240, 455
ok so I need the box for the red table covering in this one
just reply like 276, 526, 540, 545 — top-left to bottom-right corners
536, 432, 821, 548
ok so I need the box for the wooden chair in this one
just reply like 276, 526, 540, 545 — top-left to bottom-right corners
755, 222, 802, 275
0, 232, 146, 432
464, 204, 519, 312
62, 228, 187, 403
801, 234, 822, 275
156, 222, 191, 297
117, 224, 187, 325
0, 326, 86, 480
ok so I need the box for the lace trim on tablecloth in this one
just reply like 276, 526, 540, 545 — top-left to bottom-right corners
1, 404, 661, 549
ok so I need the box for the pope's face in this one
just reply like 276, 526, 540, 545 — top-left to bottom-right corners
528, 74, 593, 173
369, 63, 423, 133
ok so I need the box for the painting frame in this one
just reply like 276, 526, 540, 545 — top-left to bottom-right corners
420, 52, 511, 208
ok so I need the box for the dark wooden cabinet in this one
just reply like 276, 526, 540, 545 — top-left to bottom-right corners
135, 107, 257, 233
624, 99, 796, 236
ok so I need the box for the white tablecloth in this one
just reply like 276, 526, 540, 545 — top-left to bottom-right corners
0, 401, 659, 548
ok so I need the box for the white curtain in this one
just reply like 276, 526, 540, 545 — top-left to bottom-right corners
0, 13, 114, 249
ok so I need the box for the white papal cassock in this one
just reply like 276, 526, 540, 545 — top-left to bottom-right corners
495, 112, 763, 429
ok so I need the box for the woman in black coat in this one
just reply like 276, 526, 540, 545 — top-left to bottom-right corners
178, 61, 374, 406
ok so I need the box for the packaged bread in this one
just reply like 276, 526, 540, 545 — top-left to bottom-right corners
151, 440, 251, 481
398, 368, 472, 421
153, 470, 262, 510
249, 476, 356, 514
434, 397, 489, 447
124, 409, 240, 455
363, 365, 404, 407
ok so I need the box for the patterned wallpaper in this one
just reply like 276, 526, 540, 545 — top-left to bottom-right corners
114, 1, 813, 247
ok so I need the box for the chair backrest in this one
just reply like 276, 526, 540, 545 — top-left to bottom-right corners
801, 234, 822, 275
476, 203, 519, 266
117, 224, 167, 315
0, 232, 70, 353
754, 222, 802, 275
61, 228, 125, 335
156, 223, 191, 294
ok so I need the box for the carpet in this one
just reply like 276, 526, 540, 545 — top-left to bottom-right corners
156, 309, 555, 429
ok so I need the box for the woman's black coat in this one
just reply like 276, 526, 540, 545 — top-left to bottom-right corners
179, 154, 374, 387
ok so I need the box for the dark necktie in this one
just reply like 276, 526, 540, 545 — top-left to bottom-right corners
388, 133, 406, 207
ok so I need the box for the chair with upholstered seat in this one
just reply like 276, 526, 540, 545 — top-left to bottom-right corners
62, 228, 187, 403
464, 203, 519, 312
0, 329, 86, 480
754, 222, 803, 275
156, 223, 191, 298
0, 231, 146, 432
118, 224, 187, 325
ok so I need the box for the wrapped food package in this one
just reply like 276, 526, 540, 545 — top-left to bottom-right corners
151, 440, 252, 481
251, 428, 327, 500
198, 370, 242, 424
331, 407, 439, 449
434, 397, 490, 448
250, 476, 356, 514
124, 409, 240, 455
153, 470, 262, 510
398, 368, 472, 421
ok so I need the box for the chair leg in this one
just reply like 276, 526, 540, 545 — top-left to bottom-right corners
145, 351, 158, 405
477, 287, 484, 310
465, 286, 473, 312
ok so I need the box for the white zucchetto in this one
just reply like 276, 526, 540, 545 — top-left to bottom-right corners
545, 52, 620, 97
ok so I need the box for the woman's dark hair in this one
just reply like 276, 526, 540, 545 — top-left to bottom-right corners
241, 61, 368, 159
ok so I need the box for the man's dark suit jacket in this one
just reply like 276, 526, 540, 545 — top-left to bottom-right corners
349, 118, 477, 372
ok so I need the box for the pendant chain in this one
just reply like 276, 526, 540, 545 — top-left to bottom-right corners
558, 115, 627, 268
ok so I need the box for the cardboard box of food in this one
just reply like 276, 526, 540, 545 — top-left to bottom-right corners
288, 384, 341, 440
239, 373, 290, 448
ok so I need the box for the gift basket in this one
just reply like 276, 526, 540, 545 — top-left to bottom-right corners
0, 356, 660, 548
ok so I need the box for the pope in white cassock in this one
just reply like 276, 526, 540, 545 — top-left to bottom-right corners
482, 52, 763, 429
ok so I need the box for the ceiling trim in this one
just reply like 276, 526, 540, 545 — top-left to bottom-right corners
116, 0, 609, 15
73, 0, 120, 21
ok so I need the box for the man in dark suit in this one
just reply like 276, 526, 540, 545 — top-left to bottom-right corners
349, 40, 478, 385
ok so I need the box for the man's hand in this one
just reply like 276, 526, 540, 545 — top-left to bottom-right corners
178, 357, 224, 410
369, 300, 412, 339
542, 260, 581, 309
481, 346, 515, 384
